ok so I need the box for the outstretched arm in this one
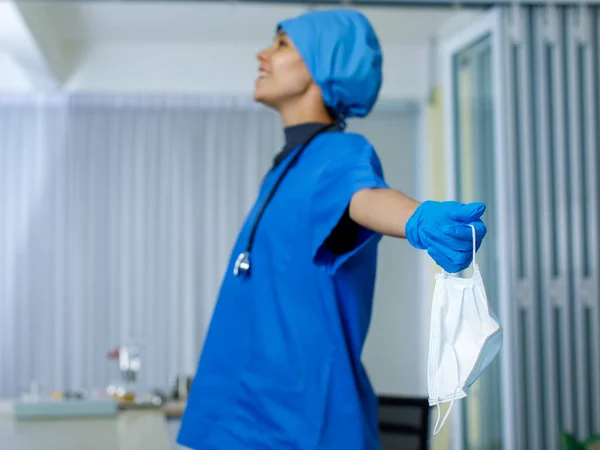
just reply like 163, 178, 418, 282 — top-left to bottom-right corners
349, 187, 488, 273
348, 188, 420, 238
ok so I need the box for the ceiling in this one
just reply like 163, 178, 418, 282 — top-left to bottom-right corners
2, 1, 483, 90
19, 1, 482, 46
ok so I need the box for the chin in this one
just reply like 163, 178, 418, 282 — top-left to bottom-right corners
253, 92, 277, 110
252, 90, 263, 103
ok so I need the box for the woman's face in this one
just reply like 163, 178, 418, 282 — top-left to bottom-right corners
253, 30, 315, 110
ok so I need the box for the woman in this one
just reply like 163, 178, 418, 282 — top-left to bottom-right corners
178, 8, 487, 450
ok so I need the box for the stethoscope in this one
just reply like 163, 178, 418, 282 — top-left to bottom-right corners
233, 121, 341, 277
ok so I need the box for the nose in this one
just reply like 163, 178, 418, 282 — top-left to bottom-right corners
256, 47, 270, 63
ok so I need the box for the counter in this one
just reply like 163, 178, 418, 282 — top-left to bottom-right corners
0, 400, 188, 450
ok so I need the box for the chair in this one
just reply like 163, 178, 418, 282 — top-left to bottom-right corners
378, 396, 430, 450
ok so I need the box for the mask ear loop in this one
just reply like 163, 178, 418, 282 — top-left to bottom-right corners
440, 223, 478, 277
432, 384, 462, 435
470, 224, 477, 270
432, 328, 464, 435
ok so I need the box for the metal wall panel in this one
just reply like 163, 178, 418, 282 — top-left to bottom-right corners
590, 8, 600, 435
549, 4, 576, 434
505, 6, 544, 449
503, 10, 524, 450
565, 6, 596, 439
533, 8, 561, 450
503, 5, 600, 448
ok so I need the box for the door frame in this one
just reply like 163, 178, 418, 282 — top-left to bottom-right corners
440, 7, 514, 450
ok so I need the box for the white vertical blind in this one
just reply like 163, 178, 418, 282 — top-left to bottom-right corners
0, 93, 281, 398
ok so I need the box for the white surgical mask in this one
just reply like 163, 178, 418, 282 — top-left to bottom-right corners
427, 224, 503, 435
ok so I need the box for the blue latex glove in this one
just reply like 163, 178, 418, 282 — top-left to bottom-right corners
405, 201, 487, 273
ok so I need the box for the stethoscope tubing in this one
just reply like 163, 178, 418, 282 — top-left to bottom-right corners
233, 121, 340, 277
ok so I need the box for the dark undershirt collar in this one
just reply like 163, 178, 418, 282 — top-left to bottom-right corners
270, 121, 356, 256
272, 122, 343, 169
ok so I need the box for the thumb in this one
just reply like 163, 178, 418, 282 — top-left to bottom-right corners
448, 202, 486, 222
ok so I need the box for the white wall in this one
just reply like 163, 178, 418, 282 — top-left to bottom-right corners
0, 52, 32, 91
348, 108, 427, 396
64, 42, 429, 101
0, 2, 58, 90
1, 2, 486, 100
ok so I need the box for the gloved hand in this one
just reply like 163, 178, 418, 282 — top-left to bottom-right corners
405, 201, 487, 273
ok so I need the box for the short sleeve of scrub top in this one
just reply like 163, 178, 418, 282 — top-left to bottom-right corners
309, 133, 388, 274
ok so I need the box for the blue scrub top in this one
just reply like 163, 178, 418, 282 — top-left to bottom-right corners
178, 130, 388, 449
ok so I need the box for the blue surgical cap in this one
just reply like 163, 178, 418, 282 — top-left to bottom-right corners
277, 9, 383, 119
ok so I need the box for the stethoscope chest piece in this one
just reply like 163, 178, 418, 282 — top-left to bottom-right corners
231, 121, 339, 279
233, 252, 250, 276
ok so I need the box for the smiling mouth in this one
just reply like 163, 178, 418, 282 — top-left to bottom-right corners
258, 69, 270, 78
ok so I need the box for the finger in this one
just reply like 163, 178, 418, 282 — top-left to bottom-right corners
447, 202, 486, 222
428, 247, 471, 273
455, 254, 473, 272
429, 247, 471, 273
429, 248, 470, 273
442, 221, 487, 242
427, 247, 455, 271
422, 227, 474, 252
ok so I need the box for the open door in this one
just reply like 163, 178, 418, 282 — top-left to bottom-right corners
440, 8, 514, 450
